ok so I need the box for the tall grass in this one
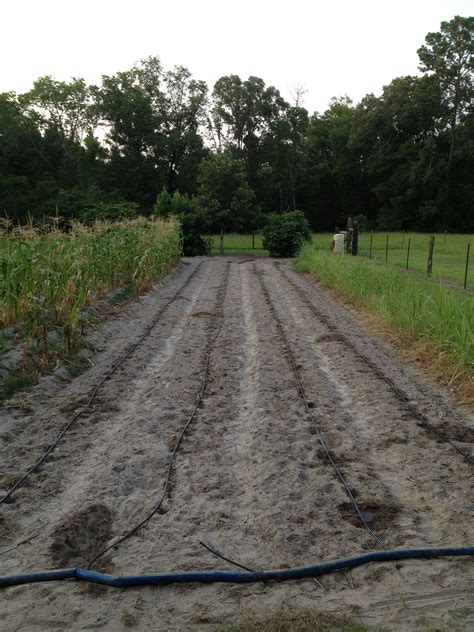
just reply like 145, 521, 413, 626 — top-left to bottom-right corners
1, 217, 182, 364
295, 244, 473, 370
311, 232, 473, 288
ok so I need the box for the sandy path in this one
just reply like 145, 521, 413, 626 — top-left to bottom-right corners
1, 257, 473, 631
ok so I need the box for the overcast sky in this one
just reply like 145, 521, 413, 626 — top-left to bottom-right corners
1, 0, 473, 113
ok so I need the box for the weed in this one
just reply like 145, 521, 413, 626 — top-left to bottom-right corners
108, 283, 134, 305
0, 370, 37, 405
216, 606, 384, 631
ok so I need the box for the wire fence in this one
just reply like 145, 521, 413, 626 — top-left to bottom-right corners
207, 231, 472, 290
358, 232, 472, 290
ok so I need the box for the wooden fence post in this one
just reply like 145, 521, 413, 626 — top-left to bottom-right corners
464, 243, 470, 290
406, 238, 411, 270
385, 234, 389, 264
351, 223, 359, 255
427, 235, 435, 277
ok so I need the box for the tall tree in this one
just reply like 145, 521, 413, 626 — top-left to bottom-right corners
196, 153, 257, 233
0, 92, 50, 221
160, 66, 208, 193
21, 76, 97, 187
211, 75, 288, 187
302, 97, 359, 229
349, 76, 444, 229
99, 57, 208, 205
418, 15, 474, 176
260, 105, 309, 213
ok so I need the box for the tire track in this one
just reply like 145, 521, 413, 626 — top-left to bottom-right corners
274, 262, 473, 464
259, 260, 472, 549
252, 263, 385, 547
85, 262, 232, 568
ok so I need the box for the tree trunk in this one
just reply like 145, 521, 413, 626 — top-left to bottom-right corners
447, 117, 457, 181
167, 158, 176, 193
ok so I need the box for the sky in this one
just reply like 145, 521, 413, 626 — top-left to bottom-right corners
1, 0, 473, 114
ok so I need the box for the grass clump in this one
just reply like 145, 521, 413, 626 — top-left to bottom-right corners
0, 369, 37, 404
217, 606, 382, 631
108, 283, 135, 305
295, 244, 473, 372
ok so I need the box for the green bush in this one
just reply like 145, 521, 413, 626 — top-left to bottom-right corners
79, 201, 140, 223
153, 188, 210, 256
262, 211, 311, 257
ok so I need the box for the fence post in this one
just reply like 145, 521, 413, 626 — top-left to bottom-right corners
406, 238, 411, 270
369, 231, 373, 260
427, 235, 435, 277
464, 243, 470, 290
252, 231, 255, 250
220, 228, 224, 255
385, 234, 389, 264
351, 222, 359, 255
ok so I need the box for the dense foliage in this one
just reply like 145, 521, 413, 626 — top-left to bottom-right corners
153, 189, 210, 256
0, 217, 181, 366
262, 211, 311, 257
0, 16, 472, 232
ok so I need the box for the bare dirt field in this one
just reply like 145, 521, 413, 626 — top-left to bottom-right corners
1, 257, 473, 631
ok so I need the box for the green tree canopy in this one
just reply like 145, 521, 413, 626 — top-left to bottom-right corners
196, 153, 258, 232
418, 15, 474, 174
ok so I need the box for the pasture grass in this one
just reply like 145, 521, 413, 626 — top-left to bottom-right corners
295, 243, 473, 373
216, 607, 383, 631
312, 232, 473, 289
208, 233, 266, 254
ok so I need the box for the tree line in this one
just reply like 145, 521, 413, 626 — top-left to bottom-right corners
0, 15, 472, 232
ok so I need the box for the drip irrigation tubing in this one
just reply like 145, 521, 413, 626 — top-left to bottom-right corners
199, 541, 256, 572
88, 263, 231, 569
1, 262, 204, 505
253, 265, 385, 548
275, 264, 473, 465
1, 547, 472, 589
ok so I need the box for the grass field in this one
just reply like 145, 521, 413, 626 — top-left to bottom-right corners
295, 243, 474, 373
208, 233, 266, 254
208, 232, 473, 289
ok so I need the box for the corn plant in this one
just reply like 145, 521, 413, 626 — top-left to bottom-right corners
0, 217, 182, 366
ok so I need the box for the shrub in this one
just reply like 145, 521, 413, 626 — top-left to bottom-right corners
262, 211, 311, 257
79, 201, 140, 224
154, 189, 210, 256
353, 213, 368, 232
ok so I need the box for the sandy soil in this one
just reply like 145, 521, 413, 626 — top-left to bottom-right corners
1, 257, 473, 631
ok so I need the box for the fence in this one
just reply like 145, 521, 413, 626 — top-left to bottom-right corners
208, 232, 472, 290
208, 232, 265, 254
359, 232, 472, 290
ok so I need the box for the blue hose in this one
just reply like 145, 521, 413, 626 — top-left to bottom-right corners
1, 546, 472, 589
